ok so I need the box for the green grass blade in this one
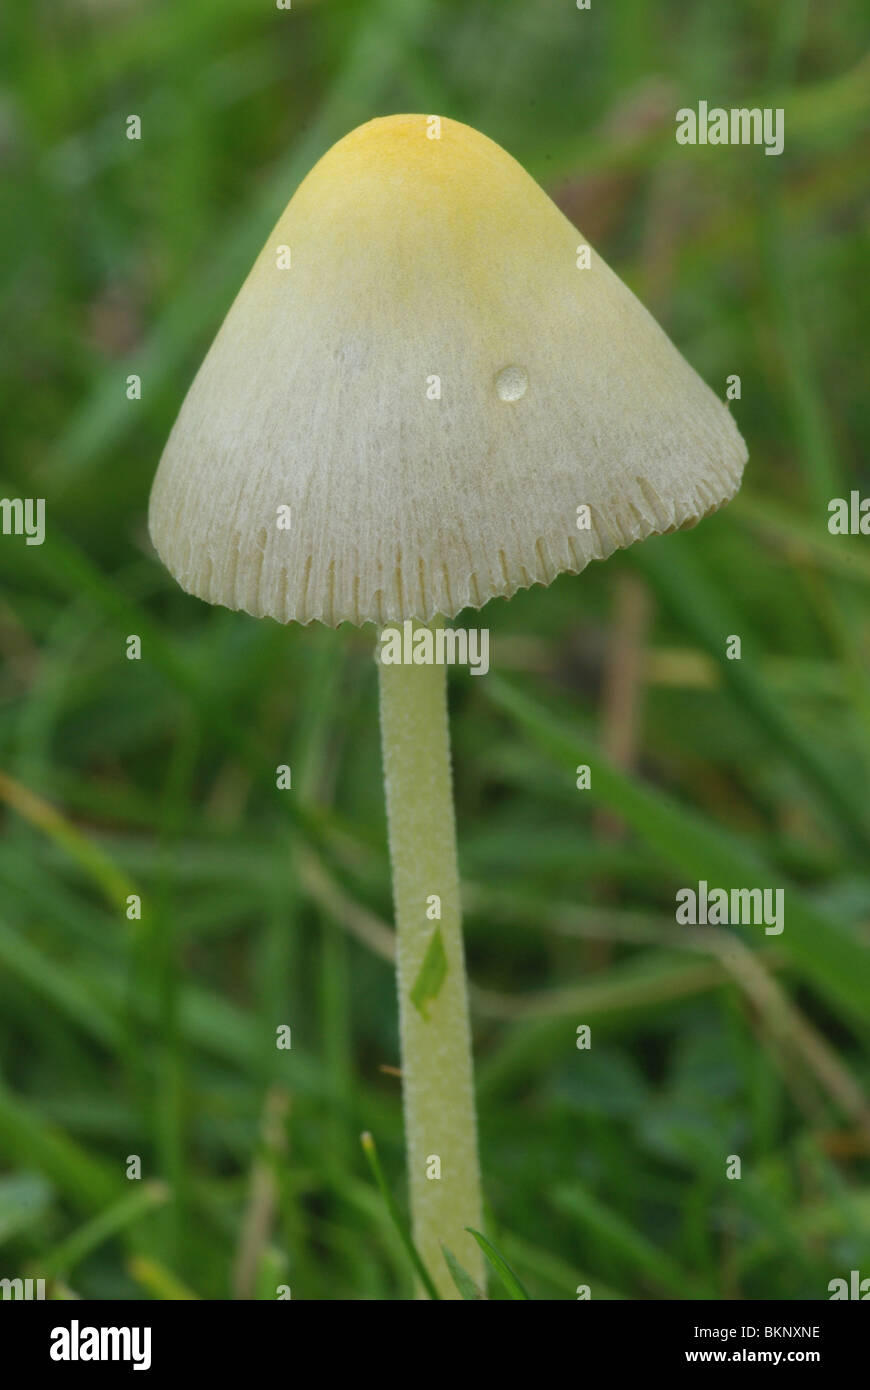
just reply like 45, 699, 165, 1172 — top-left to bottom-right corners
441, 1243, 485, 1300
465, 1228, 530, 1300
551, 1185, 711, 1299
485, 675, 870, 1028
40, 1181, 170, 1280
629, 535, 870, 856
360, 1132, 441, 1300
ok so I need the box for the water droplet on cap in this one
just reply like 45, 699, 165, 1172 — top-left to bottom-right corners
495, 365, 528, 402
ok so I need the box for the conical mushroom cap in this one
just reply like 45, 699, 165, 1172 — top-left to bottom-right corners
149, 114, 747, 626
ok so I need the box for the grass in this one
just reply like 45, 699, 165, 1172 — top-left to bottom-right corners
1, 0, 868, 1299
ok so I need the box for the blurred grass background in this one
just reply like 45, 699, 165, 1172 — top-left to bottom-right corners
1, 0, 869, 1299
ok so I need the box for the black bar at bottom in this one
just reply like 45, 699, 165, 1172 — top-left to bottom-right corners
1, 1297, 865, 1375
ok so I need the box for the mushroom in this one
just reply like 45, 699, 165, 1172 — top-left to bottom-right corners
149, 113, 747, 1298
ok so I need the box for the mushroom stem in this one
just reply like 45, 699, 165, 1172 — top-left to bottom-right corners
377, 618, 484, 1298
